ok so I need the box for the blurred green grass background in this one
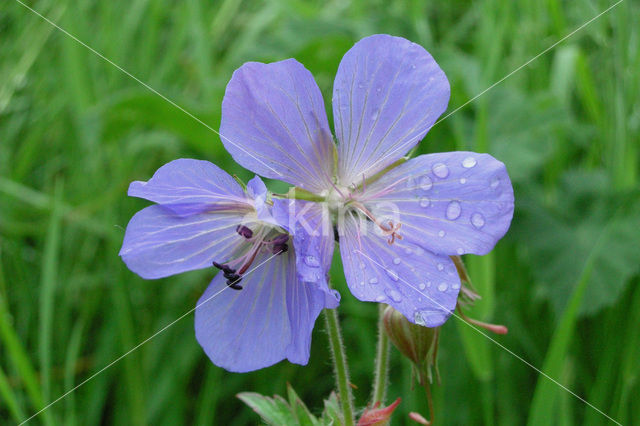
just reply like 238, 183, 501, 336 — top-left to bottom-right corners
1, 0, 639, 424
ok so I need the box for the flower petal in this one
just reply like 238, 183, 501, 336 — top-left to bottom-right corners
220, 59, 335, 193
363, 152, 514, 256
272, 199, 338, 308
195, 247, 337, 372
119, 205, 248, 279
127, 159, 247, 216
339, 214, 459, 327
333, 34, 450, 186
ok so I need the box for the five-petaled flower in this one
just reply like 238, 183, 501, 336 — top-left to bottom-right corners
220, 34, 514, 327
119, 161, 339, 372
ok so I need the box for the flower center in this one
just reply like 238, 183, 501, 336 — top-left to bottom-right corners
351, 201, 403, 245
212, 225, 289, 290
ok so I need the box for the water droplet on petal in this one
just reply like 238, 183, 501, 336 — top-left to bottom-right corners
375, 295, 385, 302
385, 289, 403, 303
370, 109, 379, 121
419, 197, 430, 208
419, 175, 433, 190
452, 282, 461, 290
304, 255, 320, 267
404, 247, 413, 255
437, 263, 444, 271
432, 162, 449, 178
456, 247, 464, 255
359, 262, 366, 269
418, 283, 426, 290
438, 230, 445, 238
359, 281, 365, 286
438, 283, 448, 292
426, 281, 432, 287
393, 257, 401, 265
462, 156, 477, 168
490, 176, 500, 189
406, 176, 416, 189
415, 247, 425, 256
369, 277, 379, 284
471, 212, 485, 228
414, 311, 426, 326
459, 178, 467, 184
446, 201, 462, 220
386, 269, 399, 281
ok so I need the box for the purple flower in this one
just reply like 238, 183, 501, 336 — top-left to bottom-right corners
119, 159, 339, 372
220, 34, 514, 326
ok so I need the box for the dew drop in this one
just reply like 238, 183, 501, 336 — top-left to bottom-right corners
406, 176, 416, 189
490, 176, 500, 189
438, 283, 448, 292
419, 197, 430, 208
418, 283, 426, 290
404, 247, 413, 255
414, 311, 426, 326
393, 257, 401, 265
459, 178, 467, 184
375, 295, 385, 302
419, 175, 433, 190
452, 282, 461, 290
446, 201, 462, 220
359, 281, 365, 286
438, 230, 445, 238
386, 269, 399, 281
437, 263, 444, 271
432, 162, 449, 178
359, 262, 366, 269
385, 289, 403, 303
471, 212, 485, 229
304, 255, 320, 267
456, 247, 464, 255
369, 277, 379, 284
426, 281, 432, 287
415, 247, 425, 256
462, 156, 477, 168
370, 109, 379, 121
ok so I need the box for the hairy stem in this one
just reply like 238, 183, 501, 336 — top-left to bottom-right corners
324, 308, 355, 426
372, 304, 390, 404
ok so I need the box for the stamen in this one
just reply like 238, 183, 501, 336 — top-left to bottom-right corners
235, 225, 253, 239
352, 201, 403, 245
269, 234, 289, 254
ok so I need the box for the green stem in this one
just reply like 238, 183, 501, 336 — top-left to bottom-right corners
324, 308, 355, 426
372, 304, 390, 405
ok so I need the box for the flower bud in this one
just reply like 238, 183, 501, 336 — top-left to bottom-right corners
357, 397, 401, 426
382, 306, 437, 368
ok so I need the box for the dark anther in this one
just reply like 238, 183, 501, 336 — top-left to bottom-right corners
235, 225, 253, 239
226, 275, 243, 290
333, 225, 340, 243
270, 234, 289, 254
213, 261, 235, 274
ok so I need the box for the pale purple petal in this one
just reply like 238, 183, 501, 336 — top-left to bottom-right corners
195, 247, 336, 372
338, 215, 459, 326
272, 199, 338, 308
333, 34, 450, 186
246, 176, 274, 224
119, 205, 250, 279
220, 59, 335, 193
363, 152, 514, 256
128, 159, 247, 216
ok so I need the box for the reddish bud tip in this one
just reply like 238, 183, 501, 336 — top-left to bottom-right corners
357, 397, 401, 426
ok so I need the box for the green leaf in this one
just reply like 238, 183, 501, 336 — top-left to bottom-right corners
287, 383, 320, 426
518, 171, 640, 316
237, 392, 297, 425
321, 392, 343, 426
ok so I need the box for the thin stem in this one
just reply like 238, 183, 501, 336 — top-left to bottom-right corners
324, 308, 355, 426
372, 304, 390, 405
419, 369, 435, 426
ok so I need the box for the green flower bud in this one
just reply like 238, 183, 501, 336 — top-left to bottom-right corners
382, 306, 438, 373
